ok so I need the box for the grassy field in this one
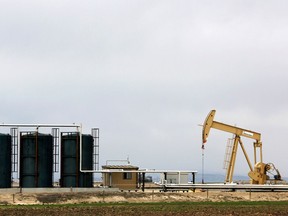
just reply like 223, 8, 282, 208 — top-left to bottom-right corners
1, 201, 288, 215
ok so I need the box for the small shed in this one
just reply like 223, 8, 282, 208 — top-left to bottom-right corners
102, 165, 139, 190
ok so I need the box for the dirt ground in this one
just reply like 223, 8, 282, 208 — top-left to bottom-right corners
1, 191, 288, 215
1, 190, 288, 204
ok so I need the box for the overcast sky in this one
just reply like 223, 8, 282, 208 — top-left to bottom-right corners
1, 1, 288, 180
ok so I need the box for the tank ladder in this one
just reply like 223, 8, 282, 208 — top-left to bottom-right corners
11, 128, 19, 178
223, 136, 235, 170
52, 128, 60, 173
91, 128, 99, 170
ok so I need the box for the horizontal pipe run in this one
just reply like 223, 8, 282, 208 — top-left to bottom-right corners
158, 183, 288, 191
87, 170, 198, 173
0, 123, 81, 128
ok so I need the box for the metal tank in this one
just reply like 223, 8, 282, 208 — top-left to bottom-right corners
0, 134, 12, 188
60, 133, 93, 187
20, 132, 53, 188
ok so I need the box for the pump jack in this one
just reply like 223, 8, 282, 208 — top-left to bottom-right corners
202, 110, 281, 184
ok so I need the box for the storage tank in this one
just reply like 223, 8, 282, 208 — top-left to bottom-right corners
20, 132, 53, 188
61, 133, 93, 187
0, 134, 12, 188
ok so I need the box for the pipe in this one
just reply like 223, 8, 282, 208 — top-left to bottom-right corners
0, 123, 90, 174
2, 123, 198, 176
0, 123, 81, 128
0, 123, 97, 173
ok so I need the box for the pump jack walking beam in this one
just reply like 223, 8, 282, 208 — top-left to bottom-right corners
202, 110, 261, 143
202, 110, 263, 183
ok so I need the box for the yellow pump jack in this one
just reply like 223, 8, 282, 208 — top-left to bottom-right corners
202, 110, 281, 184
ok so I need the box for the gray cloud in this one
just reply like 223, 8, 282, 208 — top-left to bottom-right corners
1, 0, 288, 179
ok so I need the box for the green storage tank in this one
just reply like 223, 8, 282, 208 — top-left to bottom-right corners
61, 133, 93, 187
0, 134, 12, 188
20, 133, 53, 188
